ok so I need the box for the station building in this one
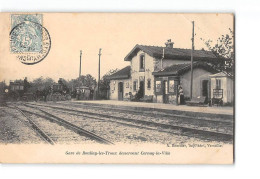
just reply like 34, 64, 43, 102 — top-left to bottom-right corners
107, 40, 233, 105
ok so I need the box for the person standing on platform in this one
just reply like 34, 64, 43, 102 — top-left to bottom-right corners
178, 86, 184, 105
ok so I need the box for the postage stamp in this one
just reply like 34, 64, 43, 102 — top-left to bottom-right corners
9, 14, 51, 65
10, 14, 43, 53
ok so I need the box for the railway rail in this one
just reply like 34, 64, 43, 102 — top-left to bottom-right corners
24, 102, 233, 142
12, 104, 114, 145
54, 102, 233, 125
9, 106, 55, 145
66, 102, 233, 122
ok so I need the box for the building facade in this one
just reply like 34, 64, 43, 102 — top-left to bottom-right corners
108, 40, 229, 104
210, 72, 234, 104
9, 81, 24, 91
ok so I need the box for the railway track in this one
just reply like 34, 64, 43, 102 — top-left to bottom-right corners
24, 103, 233, 142
66, 102, 233, 122
56, 102, 233, 125
12, 105, 114, 145
9, 106, 55, 145
28, 102, 233, 133
27, 102, 232, 131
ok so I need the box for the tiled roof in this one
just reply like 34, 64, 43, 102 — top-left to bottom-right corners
124, 44, 222, 61
152, 62, 218, 76
209, 72, 233, 78
106, 66, 131, 80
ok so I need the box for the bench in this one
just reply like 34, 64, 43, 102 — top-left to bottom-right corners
186, 97, 206, 106
140, 95, 153, 103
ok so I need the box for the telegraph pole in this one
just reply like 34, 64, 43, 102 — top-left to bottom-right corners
190, 21, 194, 99
98, 48, 102, 98
77, 50, 82, 100
79, 50, 82, 78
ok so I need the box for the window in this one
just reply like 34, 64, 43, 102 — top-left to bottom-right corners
133, 81, 138, 91
147, 79, 151, 89
113, 81, 116, 91
155, 81, 161, 93
164, 81, 168, 94
216, 79, 221, 89
140, 54, 145, 71
169, 80, 175, 93
126, 82, 129, 88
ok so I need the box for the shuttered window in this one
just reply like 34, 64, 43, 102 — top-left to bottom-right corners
216, 79, 221, 89
147, 79, 151, 89
133, 81, 138, 91
140, 54, 145, 71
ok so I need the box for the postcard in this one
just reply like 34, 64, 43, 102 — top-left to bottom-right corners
0, 13, 234, 164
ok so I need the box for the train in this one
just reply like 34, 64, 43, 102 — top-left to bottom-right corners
46, 82, 71, 101
2, 78, 72, 102
1, 78, 96, 102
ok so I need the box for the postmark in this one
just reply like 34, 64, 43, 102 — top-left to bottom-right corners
10, 14, 51, 65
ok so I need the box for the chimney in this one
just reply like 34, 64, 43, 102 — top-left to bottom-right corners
165, 39, 174, 48
58, 78, 62, 84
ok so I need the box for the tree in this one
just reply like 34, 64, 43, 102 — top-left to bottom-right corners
58, 78, 70, 93
201, 28, 234, 76
29, 77, 55, 101
67, 74, 97, 99
69, 74, 97, 89
0, 81, 6, 93
30, 77, 54, 91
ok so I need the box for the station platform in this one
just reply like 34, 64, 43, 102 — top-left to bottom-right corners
71, 100, 234, 116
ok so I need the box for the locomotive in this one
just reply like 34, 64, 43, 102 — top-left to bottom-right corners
46, 79, 71, 101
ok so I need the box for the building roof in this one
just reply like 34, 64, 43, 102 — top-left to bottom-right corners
124, 44, 225, 61
106, 66, 131, 80
209, 72, 233, 78
10, 81, 24, 85
152, 62, 218, 76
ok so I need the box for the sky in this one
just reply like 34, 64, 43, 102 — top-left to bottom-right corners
0, 13, 233, 83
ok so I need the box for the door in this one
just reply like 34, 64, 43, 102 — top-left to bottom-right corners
118, 82, 124, 101
202, 80, 209, 103
139, 81, 145, 99
162, 80, 168, 103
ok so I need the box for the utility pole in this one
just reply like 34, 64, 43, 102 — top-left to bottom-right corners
98, 48, 102, 98
79, 50, 82, 78
77, 50, 82, 100
190, 21, 194, 100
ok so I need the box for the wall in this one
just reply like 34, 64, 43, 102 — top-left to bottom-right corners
210, 76, 234, 104
130, 50, 155, 97
109, 79, 131, 100
180, 68, 212, 99
226, 77, 234, 104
